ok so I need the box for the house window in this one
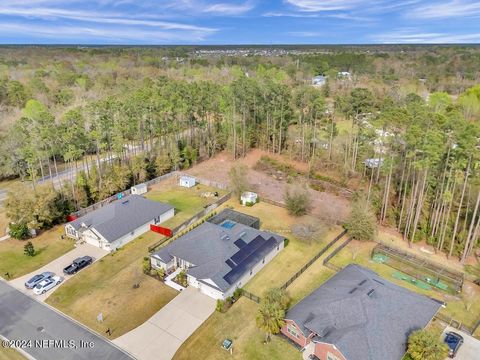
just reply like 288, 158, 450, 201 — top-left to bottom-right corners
327, 353, 340, 360
250, 269, 253, 275
277, 245, 280, 251
262, 258, 265, 264
287, 324, 300, 339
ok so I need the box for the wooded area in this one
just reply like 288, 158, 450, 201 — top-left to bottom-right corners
0, 45, 479, 262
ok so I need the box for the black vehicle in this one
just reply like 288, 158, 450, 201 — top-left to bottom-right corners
63, 256, 93, 275
444, 331, 463, 358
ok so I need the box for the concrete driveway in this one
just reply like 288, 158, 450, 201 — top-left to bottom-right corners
9, 242, 108, 302
114, 286, 216, 360
442, 326, 480, 360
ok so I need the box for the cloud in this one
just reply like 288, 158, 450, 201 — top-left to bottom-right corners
284, 0, 364, 12
203, 2, 255, 15
409, 0, 480, 19
372, 28, 480, 43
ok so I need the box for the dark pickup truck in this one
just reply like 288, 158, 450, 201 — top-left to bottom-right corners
444, 331, 464, 358
63, 256, 93, 275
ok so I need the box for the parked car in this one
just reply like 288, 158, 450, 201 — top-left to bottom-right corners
24, 271, 54, 289
444, 331, 464, 358
63, 256, 93, 275
33, 275, 63, 295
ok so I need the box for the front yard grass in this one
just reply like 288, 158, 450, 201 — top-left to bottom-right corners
327, 239, 480, 332
46, 231, 178, 338
0, 226, 74, 279
173, 297, 301, 360
0, 346, 26, 360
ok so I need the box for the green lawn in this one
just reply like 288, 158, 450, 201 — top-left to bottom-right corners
328, 240, 480, 331
46, 231, 178, 338
0, 226, 74, 279
173, 297, 301, 360
0, 346, 26, 360
146, 182, 227, 228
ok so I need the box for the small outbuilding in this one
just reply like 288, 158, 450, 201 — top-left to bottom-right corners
179, 175, 196, 188
240, 191, 258, 206
131, 183, 147, 195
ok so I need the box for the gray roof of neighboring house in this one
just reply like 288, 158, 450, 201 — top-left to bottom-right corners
69, 195, 173, 243
286, 264, 442, 360
152, 220, 284, 292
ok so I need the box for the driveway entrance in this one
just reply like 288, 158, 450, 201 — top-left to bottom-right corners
114, 286, 215, 360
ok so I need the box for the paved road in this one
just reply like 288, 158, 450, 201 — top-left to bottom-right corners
9, 243, 109, 302
0, 280, 134, 360
114, 286, 215, 360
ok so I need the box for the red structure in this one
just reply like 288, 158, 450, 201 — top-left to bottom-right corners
66, 214, 78, 222
150, 224, 172, 237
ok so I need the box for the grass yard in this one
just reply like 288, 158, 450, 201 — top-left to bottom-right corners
173, 297, 301, 360
0, 226, 74, 279
327, 240, 480, 332
45, 231, 177, 339
0, 346, 26, 360
146, 181, 227, 228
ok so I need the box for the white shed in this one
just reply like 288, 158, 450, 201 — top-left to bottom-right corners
241, 191, 258, 206
179, 175, 196, 188
131, 183, 147, 195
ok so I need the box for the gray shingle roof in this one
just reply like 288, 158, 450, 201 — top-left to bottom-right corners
69, 195, 173, 243
152, 220, 284, 292
286, 264, 442, 360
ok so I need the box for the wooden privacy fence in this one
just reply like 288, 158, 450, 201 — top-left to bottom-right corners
279, 229, 347, 290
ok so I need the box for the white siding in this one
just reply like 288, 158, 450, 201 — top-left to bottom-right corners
64, 224, 78, 239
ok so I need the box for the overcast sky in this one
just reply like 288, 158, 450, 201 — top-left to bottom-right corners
1, 0, 480, 44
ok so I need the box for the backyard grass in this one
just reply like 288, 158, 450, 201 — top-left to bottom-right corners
0, 346, 26, 360
327, 239, 480, 331
173, 297, 301, 360
0, 226, 74, 279
146, 181, 227, 228
46, 231, 177, 338
216, 199, 343, 296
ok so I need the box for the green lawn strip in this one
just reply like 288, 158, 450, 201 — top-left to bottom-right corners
173, 297, 301, 360
0, 346, 27, 360
46, 231, 177, 338
0, 226, 74, 279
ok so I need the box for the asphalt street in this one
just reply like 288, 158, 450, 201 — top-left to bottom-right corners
0, 280, 134, 360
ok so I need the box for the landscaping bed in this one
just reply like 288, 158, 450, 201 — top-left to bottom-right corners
0, 226, 74, 279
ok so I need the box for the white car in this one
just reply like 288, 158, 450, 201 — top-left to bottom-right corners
33, 275, 63, 295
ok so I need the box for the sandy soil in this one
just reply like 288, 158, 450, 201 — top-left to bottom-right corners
185, 149, 351, 222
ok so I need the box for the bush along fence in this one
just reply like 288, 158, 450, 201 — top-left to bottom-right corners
322, 237, 353, 271
279, 229, 348, 291
148, 193, 232, 253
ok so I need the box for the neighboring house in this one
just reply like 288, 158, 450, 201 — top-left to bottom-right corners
281, 264, 443, 360
312, 75, 327, 87
65, 195, 174, 251
179, 175, 196, 188
240, 191, 258, 206
151, 210, 284, 300
131, 183, 147, 195
364, 158, 384, 168
337, 71, 352, 80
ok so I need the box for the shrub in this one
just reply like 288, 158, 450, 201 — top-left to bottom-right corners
9, 222, 30, 240
24, 241, 35, 257
216, 300, 225, 312
346, 195, 377, 241
142, 257, 151, 274
407, 329, 448, 360
284, 184, 311, 216
233, 288, 243, 300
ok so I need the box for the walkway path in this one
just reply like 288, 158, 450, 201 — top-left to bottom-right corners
114, 286, 215, 360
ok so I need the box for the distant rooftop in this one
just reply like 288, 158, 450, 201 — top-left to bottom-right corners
286, 264, 442, 360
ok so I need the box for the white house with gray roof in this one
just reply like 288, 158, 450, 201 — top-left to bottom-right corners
65, 195, 174, 251
151, 215, 284, 300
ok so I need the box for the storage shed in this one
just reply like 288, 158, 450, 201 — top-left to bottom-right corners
179, 175, 196, 188
240, 191, 258, 206
131, 183, 147, 195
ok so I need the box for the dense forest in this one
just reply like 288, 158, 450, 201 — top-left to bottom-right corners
1, 45, 480, 261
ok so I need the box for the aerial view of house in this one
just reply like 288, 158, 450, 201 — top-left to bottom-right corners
282, 264, 443, 360
151, 209, 284, 299
65, 195, 174, 251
